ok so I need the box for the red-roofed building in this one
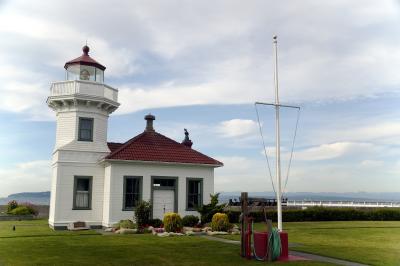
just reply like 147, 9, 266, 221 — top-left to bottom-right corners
47, 46, 223, 229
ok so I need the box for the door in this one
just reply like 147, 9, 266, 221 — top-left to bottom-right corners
153, 190, 175, 220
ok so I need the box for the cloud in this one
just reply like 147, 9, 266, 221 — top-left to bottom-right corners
360, 160, 384, 168
214, 156, 274, 192
216, 119, 259, 138
0, 160, 51, 197
1, 0, 400, 120
295, 142, 379, 161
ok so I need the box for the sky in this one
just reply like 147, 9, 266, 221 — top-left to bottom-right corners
0, 0, 399, 197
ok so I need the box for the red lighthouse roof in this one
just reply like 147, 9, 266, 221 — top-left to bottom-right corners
64, 45, 106, 71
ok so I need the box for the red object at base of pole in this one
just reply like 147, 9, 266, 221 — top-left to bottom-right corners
253, 231, 289, 261
279, 231, 289, 259
253, 232, 268, 259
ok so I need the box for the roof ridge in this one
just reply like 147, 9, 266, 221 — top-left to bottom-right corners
154, 132, 223, 164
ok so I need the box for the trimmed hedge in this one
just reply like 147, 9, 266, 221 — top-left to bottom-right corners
211, 213, 230, 232
227, 207, 400, 223
163, 213, 183, 232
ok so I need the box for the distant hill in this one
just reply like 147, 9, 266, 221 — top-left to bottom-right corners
0, 191, 50, 205
218, 191, 400, 203
1, 191, 399, 206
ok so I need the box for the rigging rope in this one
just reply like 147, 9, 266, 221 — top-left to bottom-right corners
254, 102, 301, 197
282, 108, 300, 194
254, 103, 276, 194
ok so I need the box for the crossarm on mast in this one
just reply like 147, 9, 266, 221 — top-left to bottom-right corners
255, 102, 300, 110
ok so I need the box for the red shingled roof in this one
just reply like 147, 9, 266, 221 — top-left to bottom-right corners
106, 131, 223, 166
107, 142, 124, 152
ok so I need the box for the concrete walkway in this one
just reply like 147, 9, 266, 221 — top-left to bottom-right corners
202, 235, 369, 266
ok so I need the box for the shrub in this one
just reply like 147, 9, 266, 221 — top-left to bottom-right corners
9, 206, 31, 215
197, 193, 226, 224
149, 218, 163, 228
134, 201, 151, 228
211, 212, 230, 232
7, 200, 18, 213
182, 215, 199, 227
22, 203, 38, 216
119, 219, 136, 229
226, 207, 400, 222
163, 213, 183, 232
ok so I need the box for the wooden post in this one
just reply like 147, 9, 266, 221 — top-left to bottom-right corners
240, 192, 248, 257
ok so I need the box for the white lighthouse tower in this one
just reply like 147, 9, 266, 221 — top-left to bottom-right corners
47, 46, 119, 229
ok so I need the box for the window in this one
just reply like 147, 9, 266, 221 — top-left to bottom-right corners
78, 117, 93, 141
123, 177, 142, 210
73, 176, 92, 209
186, 179, 203, 210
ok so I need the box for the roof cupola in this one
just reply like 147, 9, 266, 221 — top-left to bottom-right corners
64, 45, 105, 83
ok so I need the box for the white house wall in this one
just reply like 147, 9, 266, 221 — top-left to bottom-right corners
48, 165, 58, 225
102, 165, 112, 225
49, 159, 105, 228
54, 106, 110, 153
102, 162, 214, 227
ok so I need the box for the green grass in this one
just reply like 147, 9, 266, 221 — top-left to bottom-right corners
217, 221, 400, 265
0, 219, 98, 238
0, 220, 330, 266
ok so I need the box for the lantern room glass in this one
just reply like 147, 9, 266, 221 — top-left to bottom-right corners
66, 65, 104, 83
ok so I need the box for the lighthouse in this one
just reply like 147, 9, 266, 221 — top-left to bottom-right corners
46, 46, 222, 230
47, 46, 119, 229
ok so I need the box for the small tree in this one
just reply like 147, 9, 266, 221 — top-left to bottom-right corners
134, 201, 151, 228
196, 193, 226, 224
7, 200, 18, 214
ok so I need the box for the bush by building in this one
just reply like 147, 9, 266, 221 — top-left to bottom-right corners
182, 215, 199, 227
211, 213, 230, 232
149, 218, 163, 228
196, 193, 225, 224
163, 213, 183, 232
134, 201, 151, 227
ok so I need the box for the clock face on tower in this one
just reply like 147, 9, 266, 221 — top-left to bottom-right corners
80, 69, 90, 80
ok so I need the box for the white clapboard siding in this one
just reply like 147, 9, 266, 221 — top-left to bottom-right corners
102, 162, 214, 227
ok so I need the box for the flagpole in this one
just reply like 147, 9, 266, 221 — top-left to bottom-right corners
273, 35, 283, 231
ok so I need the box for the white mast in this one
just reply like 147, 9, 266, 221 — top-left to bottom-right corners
273, 35, 283, 231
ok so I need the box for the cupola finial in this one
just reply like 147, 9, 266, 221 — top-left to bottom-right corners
82, 45, 90, 55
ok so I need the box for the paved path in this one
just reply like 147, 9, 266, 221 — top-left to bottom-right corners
202, 235, 369, 266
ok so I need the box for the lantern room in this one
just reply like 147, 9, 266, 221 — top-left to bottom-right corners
64, 45, 105, 83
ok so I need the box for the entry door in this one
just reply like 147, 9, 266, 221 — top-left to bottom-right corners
153, 190, 175, 220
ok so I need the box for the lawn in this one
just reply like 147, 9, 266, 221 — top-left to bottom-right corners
217, 221, 400, 266
0, 220, 330, 266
